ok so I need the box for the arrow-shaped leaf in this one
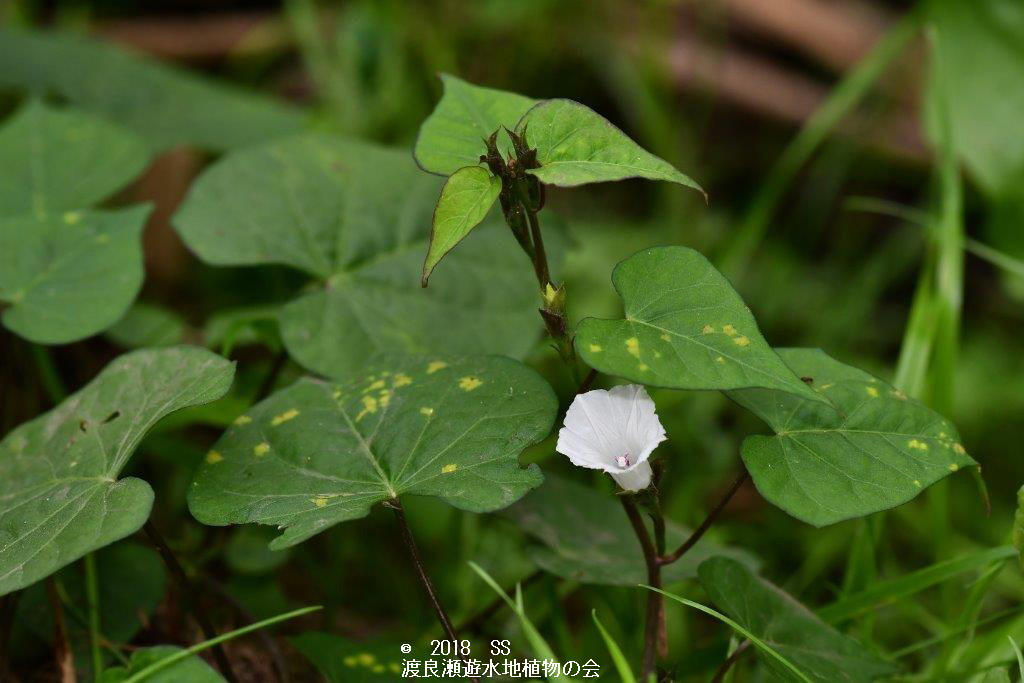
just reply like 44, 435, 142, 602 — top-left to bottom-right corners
188, 355, 555, 549
421, 166, 502, 286
414, 73, 539, 176
576, 247, 823, 401
728, 348, 976, 526
516, 99, 702, 191
0, 347, 235, 596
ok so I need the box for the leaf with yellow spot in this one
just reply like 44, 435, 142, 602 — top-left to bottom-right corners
458, 376, 483, 391
727, 348, 976, 526
271, 408, 300, 426
0, 346, 235, 596
576, 247, 824, 401
188, 355, 555, 550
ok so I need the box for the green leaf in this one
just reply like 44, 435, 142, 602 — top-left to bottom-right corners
697, 557, 895, 682
174, 135, 549, 380
0, 347, 235, 596
501, 474, 757, 585
188, 355, 554, 549
927, 0, 1024, 196
0, 99, 149, 217
106, 303, 188, 349
648, 586, 812, 683
291, 633, 408, 682
516, 99, 702, 191
727, 348, 976, 526
414, 73, 539, 176
0, 28, 304, 152
98, 646, 224, 683
421, 166, 502, 286
0, 206, 150, 344
575, 247, 823, 400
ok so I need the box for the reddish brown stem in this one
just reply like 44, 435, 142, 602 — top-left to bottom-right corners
46, 578, 75, 683
660, 470, 749, 566
621, 496, 662, 681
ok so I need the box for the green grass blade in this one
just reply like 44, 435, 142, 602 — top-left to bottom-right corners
468, 561, 576, 682
924, 25, 964, 418
1009, 636, 1024, 680
121, 605, 321, 683
721, 12, 920, 277
892, 607, 1024, 658
818, 546, 1016, 624
844, 196, 1024, 279
591, 610, 636, 683
643, 585, 812, 683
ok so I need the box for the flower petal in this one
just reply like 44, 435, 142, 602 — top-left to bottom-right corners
556, 384, 667, 483
611, 460, 653, 491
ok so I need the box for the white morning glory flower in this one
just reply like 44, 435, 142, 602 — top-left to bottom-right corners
556, 384, 667, 491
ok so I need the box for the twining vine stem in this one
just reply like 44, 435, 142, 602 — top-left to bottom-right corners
620, 496, 661, 681
389, 498, 481, 683
620, 467, 750, 678
143, 520, 238, 683
658, 469, 749, 566
46, 577, 75, 683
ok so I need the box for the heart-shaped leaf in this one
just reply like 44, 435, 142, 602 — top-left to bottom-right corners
0, 206, 150, 344
698, 557, 895, 681
0, 99, 149, 217
728, 348, 976, 526
414, 73, 539, 176
175, 135, 549, 381
516, 99, 702, 191
0, 28, 304, 153
421, 166, 502, 285
188, 355, 555, 549
0, 347, 235, 596
576, 247, 823, 401
501, 474, 757, 585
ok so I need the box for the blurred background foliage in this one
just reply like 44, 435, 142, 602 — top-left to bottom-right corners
0, 0, 1022, 680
